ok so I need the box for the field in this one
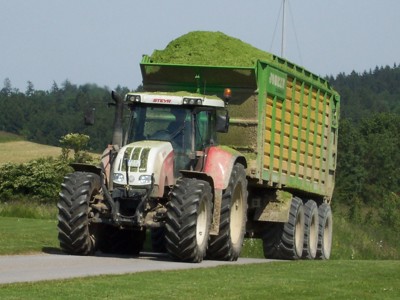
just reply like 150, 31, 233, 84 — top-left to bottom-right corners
0, 132, 61, 164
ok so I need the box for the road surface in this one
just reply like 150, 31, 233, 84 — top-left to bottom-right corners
0, 251, 273, 284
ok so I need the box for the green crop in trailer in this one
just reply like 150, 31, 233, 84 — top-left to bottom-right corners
149, 31, 273, 67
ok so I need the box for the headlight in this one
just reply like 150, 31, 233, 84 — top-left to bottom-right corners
113, 173, 125, 183
183, 98, 202, 105
138, 175, 152, 185
126, 94, 141, 102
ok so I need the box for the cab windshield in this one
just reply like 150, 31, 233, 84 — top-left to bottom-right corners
127, 104, 217, 171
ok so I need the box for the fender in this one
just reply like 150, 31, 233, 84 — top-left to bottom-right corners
70, 163, 102, 176
203, 146, 246, 190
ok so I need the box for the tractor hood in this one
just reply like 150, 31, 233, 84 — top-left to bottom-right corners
112, 140, 174, 192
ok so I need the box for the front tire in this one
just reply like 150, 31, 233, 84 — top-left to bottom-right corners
207, 164, 248, 261
57, 172, 102, 255
165, 178, 212, 263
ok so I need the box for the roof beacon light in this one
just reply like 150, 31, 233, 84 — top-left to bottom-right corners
223, 88, 232, 103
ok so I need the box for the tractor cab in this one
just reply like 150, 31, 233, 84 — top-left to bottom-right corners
123, 92, 229, 176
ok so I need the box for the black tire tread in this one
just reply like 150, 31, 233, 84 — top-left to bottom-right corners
262, 196, 304, 260
302, 200, 319, 259
165, 178, 212, 263
57, 172, 100, 255
317, 203, 333, 259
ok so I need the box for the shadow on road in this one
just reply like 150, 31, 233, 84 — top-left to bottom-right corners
41, 246, 172, 262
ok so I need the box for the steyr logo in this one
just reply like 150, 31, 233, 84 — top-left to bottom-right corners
153, 98, 172, 103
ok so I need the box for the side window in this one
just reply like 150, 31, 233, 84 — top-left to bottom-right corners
195, 110, 215, 150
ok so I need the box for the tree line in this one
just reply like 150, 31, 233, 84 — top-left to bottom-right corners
0, 79, 129, 152
329, 64, 400, 228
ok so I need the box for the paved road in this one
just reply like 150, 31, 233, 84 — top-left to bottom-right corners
0, 252, 272, 284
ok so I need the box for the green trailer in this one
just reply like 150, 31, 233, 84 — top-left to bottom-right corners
140, 54, 340, 259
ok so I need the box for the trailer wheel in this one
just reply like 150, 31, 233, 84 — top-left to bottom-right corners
165, 178, 212, 263
207, 164, 248, 261
57, 172, 102, 255
100, 226, 145, 255
302, 200, 319, 259
317, 203, 333, 259
262, 196, 304, 259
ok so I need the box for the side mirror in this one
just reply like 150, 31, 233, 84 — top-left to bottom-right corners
84, 108, 95, 125
216, 110, 230, 133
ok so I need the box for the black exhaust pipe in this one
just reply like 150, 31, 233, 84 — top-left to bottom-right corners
111, 91, 124, 147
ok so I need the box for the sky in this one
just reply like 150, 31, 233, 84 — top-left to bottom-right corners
1, 0, 399, 92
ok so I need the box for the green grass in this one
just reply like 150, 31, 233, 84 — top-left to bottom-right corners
0, 261, 399, 299
0, 201, 57, 220
331, 212, 400, 260
0, 217, 58, 255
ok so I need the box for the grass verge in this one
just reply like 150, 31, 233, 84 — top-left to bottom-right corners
0, 217, 58, 255
0, 261, 399, 299
0, 201, 57, 220
1, 203, 400, 259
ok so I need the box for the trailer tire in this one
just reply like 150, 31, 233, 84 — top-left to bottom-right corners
100, 226, 145, 255
207, 164, 248, 261
262, 196, 304, 259
57, 172, 102, 255
317, 203, 333, 259
165, 178, 212, 263
302, 200, 319, 259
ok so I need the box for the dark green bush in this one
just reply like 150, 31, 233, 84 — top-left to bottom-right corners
0, 157, 72, 203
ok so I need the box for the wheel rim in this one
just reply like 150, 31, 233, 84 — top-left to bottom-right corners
230, 184, 244, 245
196, 197, 208, 247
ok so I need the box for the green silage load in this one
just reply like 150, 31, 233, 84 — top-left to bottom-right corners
149, 31, 273, 67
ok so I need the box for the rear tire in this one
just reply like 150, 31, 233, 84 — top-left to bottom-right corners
207, 164, 248, 261
165, 178, 212, 263
57, 172, 102, 255
317, 203, 333, 259
302, 200, 319, 259
262, 196, 304, 259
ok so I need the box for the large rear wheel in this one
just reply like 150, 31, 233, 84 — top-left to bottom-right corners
165, 178, 212, 263
57, 172, 102, 255
207, 164, 248, 261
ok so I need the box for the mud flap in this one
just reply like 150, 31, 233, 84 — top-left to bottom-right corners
253, 190, 292, 222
